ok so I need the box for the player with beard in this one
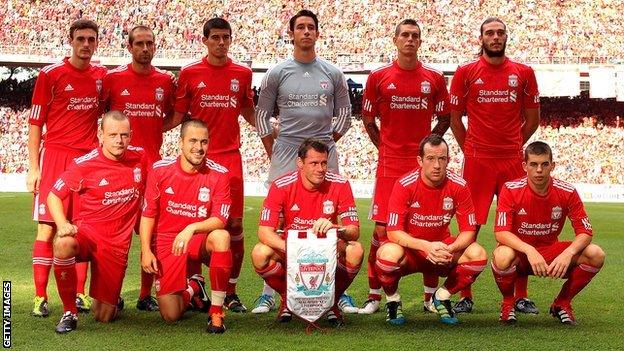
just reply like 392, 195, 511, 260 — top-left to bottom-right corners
449, 17, 540, 314
101, 25, 175, 312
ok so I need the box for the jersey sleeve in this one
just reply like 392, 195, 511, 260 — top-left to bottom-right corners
259, 183, 284, 228
337, 181, 359, 227
331, 71, 352, 135
29, 69, 53, 126
449, 65, 467, 112
521, 65, 540, 108
100, 73, 112, 109
242, 69, 254, 108
454, 185, 477, 232
50, 164, 83, 201
433, 73, 450, 116
163, 72, 177, 117
210, 172, 232, 224
141, 168, 161, 218
494, 185, 515, 233
567, 189, 593, 237
255, 68, 279, 137
173, 69, 191, 115
386, 181, 410, 232
361, 71, 379, 118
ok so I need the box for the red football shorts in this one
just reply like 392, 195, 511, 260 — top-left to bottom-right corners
462, 156, 523, 225
155, 233, 208, 296
370, 157, 418, 223
33, 147, 85, 222
208, 151, 243, 219
74, 224, 129, 306
516, 241, 573, 276
399, 236, 457, 277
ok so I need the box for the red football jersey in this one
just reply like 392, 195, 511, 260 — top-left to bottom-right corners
386, 168, 477, 241
29, 58, 107, 152
259, 171, 359, 231
449, 56, 540, 158
494, 177, 593, 247
102, 64, 175, 164
142, 157, 232, 240
363, 61, 449, 160
174, 57, 254, 154
50, 147, 147, 249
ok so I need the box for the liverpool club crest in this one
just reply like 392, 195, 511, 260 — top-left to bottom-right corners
230, 79, 239, 92
443, 196, 454, 210
133, 167, 141, 182
508, 74, 518, 87
323, 200, 334, 215
155, 87, 164, 101
421, 81, 431, 94
551, 206, 562, 220
198, 186, 210, 202
95, 79, 102, 93
295, 251, 330, 296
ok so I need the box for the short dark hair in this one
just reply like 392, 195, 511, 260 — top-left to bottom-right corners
203, 17, 231, 38
394, 19, 421, 37
180, 119, 208, 139
289, 9, 319, 32
297, 139, 329, 159
101, 110, 129, 130
69, 19, 99, 40
524, 141, 552, 161
479, 17, 506, 36
128, 25, 154, 45
419, 134, 448, 157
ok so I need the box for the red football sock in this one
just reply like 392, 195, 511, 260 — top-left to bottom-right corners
514, 274, 528, 299
444, 260, 487, 295
228, 234, 244, 295
423, 273, 439, 301
554, 264, 600, 306
335, 261, 361, 298
32, 240, 53, 299
255, 261, 286, 296
492, 263, 518, 304
182, 278, 201, 306
53, 257, 78, 314
139, 269, 155, 299
375, 258, 402, 296
367, 234, 382, 300
209, 251, 232, 293
75, 262, 88, 295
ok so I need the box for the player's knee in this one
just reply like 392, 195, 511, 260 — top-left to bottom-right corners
208, 229, 230, 251
53, 237, 77, 258
159, 309, 181, 323
492, 245, 516, 269
36, 223, 54, 241
345, 241, 364, 263
582, 244, 605, 267
376, 242, 403, 262
465, 243, 487, 261
92, 303, 116, 323
251, 243, 272, 269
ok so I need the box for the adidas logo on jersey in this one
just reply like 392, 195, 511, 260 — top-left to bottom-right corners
475, 78, 484, 85
64, 84, 74, 91
197, 81, 206, 88
290, 204, 300, 211
165, 187, 174, 195
121, 89, 130, 96
98, 179, 109, 186
387, 83, 396, 90
410, 201, 420, 208
518, 208, 527, 215
303, 72, 311, 78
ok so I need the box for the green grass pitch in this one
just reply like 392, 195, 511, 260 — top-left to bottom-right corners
1, 193, 622, 350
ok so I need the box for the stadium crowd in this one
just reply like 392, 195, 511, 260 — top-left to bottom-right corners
2, 105, 622, 184
2, 0, 622, 65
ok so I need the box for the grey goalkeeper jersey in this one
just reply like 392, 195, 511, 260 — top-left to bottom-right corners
255, 57, 352, 142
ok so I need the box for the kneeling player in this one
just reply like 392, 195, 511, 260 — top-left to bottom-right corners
139, 119, 233, 333
48, 111, 146, 333
251, 139, 363, 326
375, 135, 487, 325
492, 141, 605, 325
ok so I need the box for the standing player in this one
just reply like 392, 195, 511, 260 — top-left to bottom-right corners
139, 119, 233, 333
449, 17, 540, 314
48, 111, 146, 333
360, 19, 450, 314
101, 25, 175, 312
168, 18, 254, 313
253, 9, 353, 313
492, 141, 605, 324
251, 139, 363, 326
375, 135, 486, 325
27, 19, 107, 317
